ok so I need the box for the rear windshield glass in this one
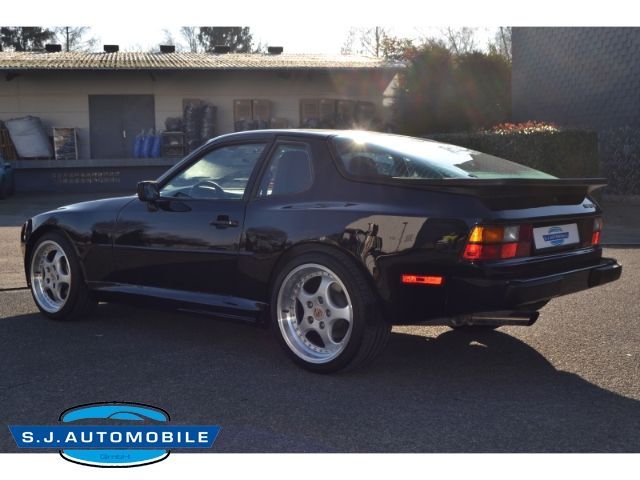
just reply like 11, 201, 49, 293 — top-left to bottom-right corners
331, 133, 556, 180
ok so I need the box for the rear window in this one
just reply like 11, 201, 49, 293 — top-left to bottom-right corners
331, 133, 555, 180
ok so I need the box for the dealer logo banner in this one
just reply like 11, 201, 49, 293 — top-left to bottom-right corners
8, 402, 221, 468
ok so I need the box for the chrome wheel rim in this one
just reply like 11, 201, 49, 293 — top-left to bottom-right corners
277, 263, 353, 364
30, 240, 72, 313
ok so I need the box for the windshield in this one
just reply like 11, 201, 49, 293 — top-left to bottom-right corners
331, 133, 556, 180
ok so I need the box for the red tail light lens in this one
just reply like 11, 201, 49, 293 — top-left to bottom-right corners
500, 242, 518, 259
591, 217, 603, 246
462, 224, 532, 261
462, 243, 484, 260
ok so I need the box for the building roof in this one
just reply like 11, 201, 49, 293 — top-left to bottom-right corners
0, 51, 403, 71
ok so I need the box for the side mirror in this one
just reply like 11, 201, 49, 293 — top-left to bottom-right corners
137, 181, 160, 202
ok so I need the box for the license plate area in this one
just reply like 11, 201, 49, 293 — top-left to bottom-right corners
533, 223, 580, 250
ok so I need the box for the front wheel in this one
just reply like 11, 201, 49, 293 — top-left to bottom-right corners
29, 231, 96, 320
270, 251, 390, 373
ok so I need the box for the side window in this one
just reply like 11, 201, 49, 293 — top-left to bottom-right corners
257, 143, 313, 197
161, 143, 266, 199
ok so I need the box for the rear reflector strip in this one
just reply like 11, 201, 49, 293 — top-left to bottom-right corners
401, 274, 444, 286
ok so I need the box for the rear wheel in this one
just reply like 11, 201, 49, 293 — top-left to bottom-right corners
271, 251, 390, 373
29, 231, 96, 320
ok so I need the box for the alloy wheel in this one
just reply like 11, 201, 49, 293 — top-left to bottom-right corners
276, 263, 354, 364
30, 240, 72, 313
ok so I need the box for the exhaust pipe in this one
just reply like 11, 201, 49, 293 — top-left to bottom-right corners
451, 310, 539, 327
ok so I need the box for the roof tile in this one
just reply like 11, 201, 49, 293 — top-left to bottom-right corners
0, 51, 403, 71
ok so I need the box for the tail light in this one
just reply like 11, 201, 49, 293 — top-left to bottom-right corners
462, 224, 532, 261
591, 217, 603, 245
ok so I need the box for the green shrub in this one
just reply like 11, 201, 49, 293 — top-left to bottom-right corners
425, 129, 599, 179
598, 127, 640, 195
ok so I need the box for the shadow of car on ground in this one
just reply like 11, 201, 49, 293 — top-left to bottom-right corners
1, 301, 638, 452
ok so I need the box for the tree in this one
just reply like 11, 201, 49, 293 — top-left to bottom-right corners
54, 27, 97, 52
0, 27, 54, 51
392, 43, 511, 134
440, 27, 479, 55
488, 27, 512, 63
196, 27, 253, 53
379, 35, 417, 61
341, 27, 388, 57
180, 27, 200, 53
393, 44, 462, 134
455, 52, 511, 129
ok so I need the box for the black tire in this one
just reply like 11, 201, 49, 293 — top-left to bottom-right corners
270, 250, 391, 373
28, 231, 97, 320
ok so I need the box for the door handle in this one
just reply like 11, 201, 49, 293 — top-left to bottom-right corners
210, 215, 239, 228
122, 130, 127, 139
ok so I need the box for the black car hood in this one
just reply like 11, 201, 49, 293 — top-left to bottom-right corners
53, 195, 137, 214
28, 195, 137, 234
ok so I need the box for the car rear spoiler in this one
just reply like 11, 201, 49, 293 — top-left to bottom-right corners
397, 177, 606, 192
394, 178, 608, 209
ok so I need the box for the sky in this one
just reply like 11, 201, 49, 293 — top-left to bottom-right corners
5, 0, 628, 54
88, 26, 497, 54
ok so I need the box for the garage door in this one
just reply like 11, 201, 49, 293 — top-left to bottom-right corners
89, 95, 155, 159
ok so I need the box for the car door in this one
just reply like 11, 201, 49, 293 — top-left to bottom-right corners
111, 141, 269, 297
237, 138, 320, 302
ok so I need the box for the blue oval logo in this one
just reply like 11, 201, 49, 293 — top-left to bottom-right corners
9, 403, 220, 467
59, 402, 170, 468
542, 226, 569, 246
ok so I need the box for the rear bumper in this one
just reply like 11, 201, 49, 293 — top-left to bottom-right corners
449, 257, 622, 310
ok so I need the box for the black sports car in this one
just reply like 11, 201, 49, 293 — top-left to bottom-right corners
21, 130, 622, 372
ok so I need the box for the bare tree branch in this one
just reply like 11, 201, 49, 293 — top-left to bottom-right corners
180, 27, 200, 53
54, 27, 97, 52
440, 27, 478, 55
341, 27, 388, 57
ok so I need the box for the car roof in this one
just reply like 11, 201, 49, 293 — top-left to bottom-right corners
207, 129, 337, 143
206, 129, 414, 145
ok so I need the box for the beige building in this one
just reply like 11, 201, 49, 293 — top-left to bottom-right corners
0, 49, 401, 192
0, 50, 401, 160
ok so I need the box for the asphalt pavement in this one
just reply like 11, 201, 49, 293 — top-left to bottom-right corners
1, 192, 639, 452
0, 247, 638, 452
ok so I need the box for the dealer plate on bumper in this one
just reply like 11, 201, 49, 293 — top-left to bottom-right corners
533, 223, 579, 249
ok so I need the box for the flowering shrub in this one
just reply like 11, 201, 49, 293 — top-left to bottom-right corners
489, 121, 560, 135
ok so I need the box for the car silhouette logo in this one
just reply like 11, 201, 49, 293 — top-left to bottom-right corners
59, 402, 170, 468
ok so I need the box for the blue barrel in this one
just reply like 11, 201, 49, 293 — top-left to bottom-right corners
151, 133, 162, 158
133, 132, 145, 158
142, 131, 154, 158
